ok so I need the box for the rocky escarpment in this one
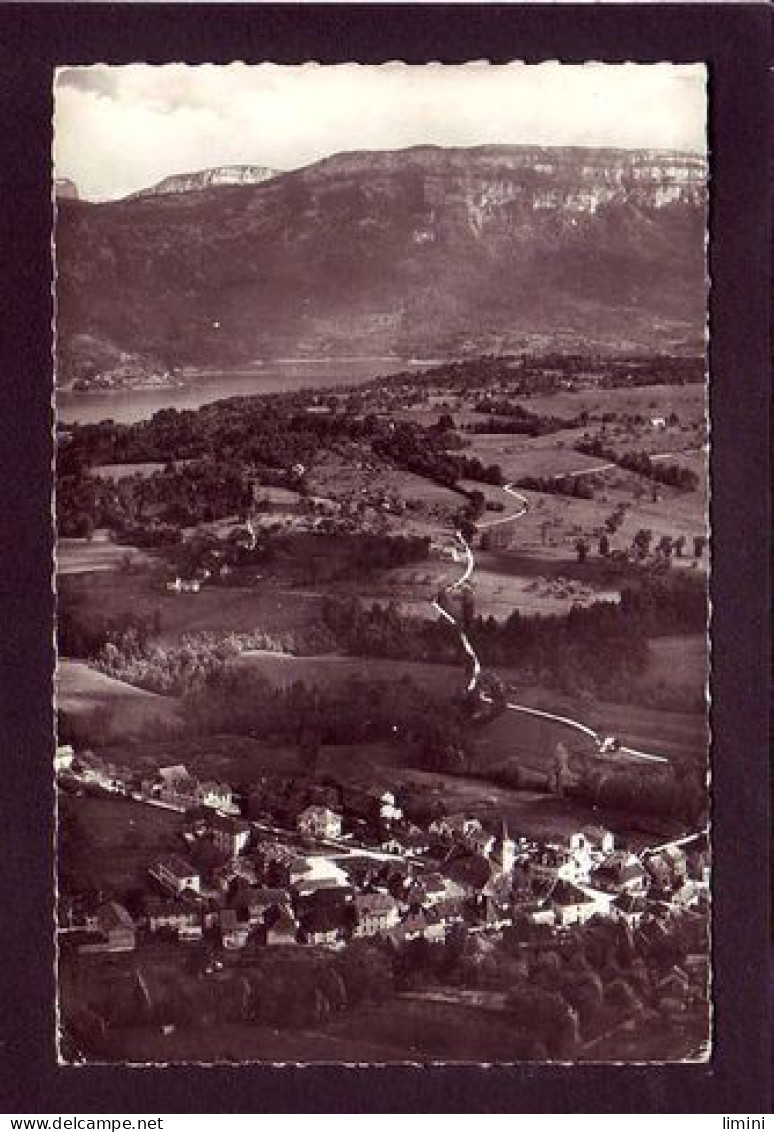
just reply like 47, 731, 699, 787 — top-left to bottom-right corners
128, 164, 280, 199
307, 146, 706, 214
55, 145, 707, 378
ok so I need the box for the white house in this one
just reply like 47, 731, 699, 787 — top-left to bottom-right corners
565, 829, 616, 880
165, 576, 201, 594
466, 826, 497, 858
430, 813, 482, 842
353, 892, 400, 938
375, 790, 403, 824
55, 745, 75, 773
574, 827, 615, 857
529, 846, 578, 884
297, 805, 343, 840
197, 779, 236, 813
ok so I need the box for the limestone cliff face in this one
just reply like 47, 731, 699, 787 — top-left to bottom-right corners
129, 164, 280, 198
307, 146, 706, 216
55, 145, 707, 374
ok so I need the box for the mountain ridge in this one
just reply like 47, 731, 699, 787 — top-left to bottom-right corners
128, 163, 280, 199
55, 144, 707, 382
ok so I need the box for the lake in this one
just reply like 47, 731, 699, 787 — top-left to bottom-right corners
57, 357, 437, 426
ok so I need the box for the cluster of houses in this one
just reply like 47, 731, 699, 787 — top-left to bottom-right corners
62, 749, 239, 816
58, 748, 709, 965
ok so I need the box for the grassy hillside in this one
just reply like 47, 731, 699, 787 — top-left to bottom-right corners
57, 659, 181, 739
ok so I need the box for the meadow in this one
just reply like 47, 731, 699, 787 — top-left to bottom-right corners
57, 659, 181, 739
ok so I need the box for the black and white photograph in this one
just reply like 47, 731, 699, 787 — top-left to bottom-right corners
53, 61, 712, 1066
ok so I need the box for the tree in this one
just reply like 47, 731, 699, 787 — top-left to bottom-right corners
68, 511, 95, 539
575, 538, 589, 564
458, 517, 477, 543
460, 587, 476, 628
548, 742, 571, 797
336, 942, 394, 1005
632, 528, 653, 559
467, 490, 486, 520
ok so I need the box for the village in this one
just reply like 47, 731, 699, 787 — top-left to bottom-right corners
56, 738, 710, 1060
54, 358, 712, 1061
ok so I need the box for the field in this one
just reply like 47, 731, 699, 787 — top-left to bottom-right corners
92, 461, 168, 480
631, 634, 708, 710
474, 484, 707, 568
237, 649, 460, 694
65, 985, 706, 1064
235, 651, 707, 769
461, 433, 613, 481
480, 692, 706, 768
57, 377, 710, 861
477, 379, 705, 421
59, 567, 325, 646
105, 997, 533, 1063
308, 449, 461, 518
57, 659, 181, 739
96, 732, 303, 782
394, 378, 706, 425
375, 556, 622, 620
58, 534, 153, 576
58, 792, 184, 894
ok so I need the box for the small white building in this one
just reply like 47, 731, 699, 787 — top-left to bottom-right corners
376, 790, 403, 824
431, 813, 482, 842
297, 805, 343, 841
55, 744, 75, 773
353, 892, 400, 938
166, 576, 201, 594
567, 828, 615, 880
197, 780, 235, 813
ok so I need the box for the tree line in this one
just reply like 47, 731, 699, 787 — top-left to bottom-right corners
575, 438, 699, 492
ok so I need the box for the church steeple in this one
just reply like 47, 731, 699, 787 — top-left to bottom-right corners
500, 819, 515, 873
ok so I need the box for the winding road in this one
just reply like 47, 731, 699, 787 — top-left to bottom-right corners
433, 480, 669, 765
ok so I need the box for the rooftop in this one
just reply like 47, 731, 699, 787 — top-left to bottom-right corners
96, 901, 134, 931
155, 855, 199, 881
551, 880, 594, 906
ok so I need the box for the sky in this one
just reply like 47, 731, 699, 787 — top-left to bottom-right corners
54, 62, 707, 202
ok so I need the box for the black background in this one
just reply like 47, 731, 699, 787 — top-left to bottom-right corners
0, 3, 770, 1114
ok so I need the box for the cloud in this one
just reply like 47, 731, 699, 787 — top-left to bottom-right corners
55, 67, 118, 99
54, 62, 707, 202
